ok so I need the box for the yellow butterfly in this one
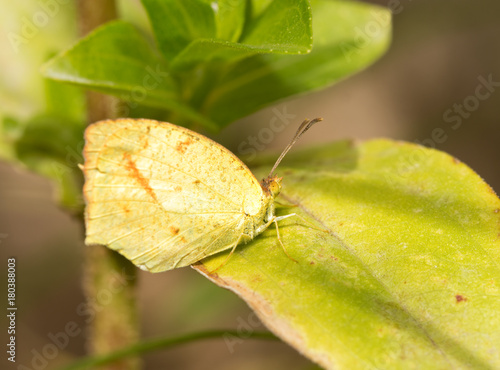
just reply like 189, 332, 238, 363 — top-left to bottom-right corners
83, 118, 322, 272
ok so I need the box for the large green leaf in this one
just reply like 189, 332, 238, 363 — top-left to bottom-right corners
196, 140, 500, 369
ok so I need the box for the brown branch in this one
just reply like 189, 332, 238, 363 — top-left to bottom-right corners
77, 1, 140, 369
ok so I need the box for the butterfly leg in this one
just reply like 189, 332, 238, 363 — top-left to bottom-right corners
276, 213, 328, 233
273, 216, 298, 263
274, 212, 330, 262
209, 234, 244, 274
274, 200, 298, 208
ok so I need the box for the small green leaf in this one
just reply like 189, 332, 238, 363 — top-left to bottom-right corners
41, 21, 217, 129
142, 0, 216, 60
246, 0, 277, 22
15, 114, 85, 210
215, 0, 246, 41
0, 116, 23, 161
170, 39, 273, 71
241, 0, 312, 53
44, 78, 85, 122
197, 140, 500, 369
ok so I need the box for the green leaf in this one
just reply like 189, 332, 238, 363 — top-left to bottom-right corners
41, 21, 217, 129
142, 0, 216, 60
58, 330, 277, 370
196, 140, 500, 369
246, 0, 275, 20
200, 0, 391, 125
1, 64, 86, 210
14, 114, 85, 210
42, 21, 170, 92
215, 0, 246, 41
240, 0, 312, 53
170, 39, 273, 71
158, 0, 313, 70
42, 1, 390, 130
0, 116, 23, 161
44, 78, 85, 122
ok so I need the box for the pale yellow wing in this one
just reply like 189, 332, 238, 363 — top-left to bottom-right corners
83, 119, 263, 272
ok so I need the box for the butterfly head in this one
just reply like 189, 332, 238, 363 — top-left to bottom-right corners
260, 118, 323, 200
261, 175, 283, 198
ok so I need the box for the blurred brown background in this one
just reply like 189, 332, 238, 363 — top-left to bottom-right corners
1, 0, 499, 369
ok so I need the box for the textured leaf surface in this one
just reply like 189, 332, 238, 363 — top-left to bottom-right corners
196, 139, 500, 369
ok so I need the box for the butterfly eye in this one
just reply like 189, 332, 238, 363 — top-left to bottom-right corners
268, 178, 282, 197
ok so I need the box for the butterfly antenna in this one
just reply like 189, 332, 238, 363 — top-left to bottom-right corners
268, 117, 323, 177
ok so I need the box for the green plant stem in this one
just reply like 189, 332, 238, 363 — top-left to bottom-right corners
60, 330, 278, 370
77, 1, 140, 370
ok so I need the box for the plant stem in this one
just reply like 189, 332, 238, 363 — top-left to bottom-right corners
59, 330, 278, 370
77, 1, 140, 369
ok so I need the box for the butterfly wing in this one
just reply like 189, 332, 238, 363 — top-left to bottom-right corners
83, 119, 263, 272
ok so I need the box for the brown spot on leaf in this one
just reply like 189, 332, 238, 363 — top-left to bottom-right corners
174, 186, 182, 192
193, 179, 201, 184
169, 226, 180, 235
175, 137, 194, 154
455, 294, 467, 303
452, 157, 460, 164
310, 261, 315, 265
180, 236, 187, 243
123, 152, 158, 202
494, 209, 500, 214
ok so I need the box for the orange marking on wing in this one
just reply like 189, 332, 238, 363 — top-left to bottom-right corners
175, 137, 194, 154
169, 226, 180, 235
123, 152, 158, 202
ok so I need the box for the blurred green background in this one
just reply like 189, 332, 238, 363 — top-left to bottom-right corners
1, 0, 499, 369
